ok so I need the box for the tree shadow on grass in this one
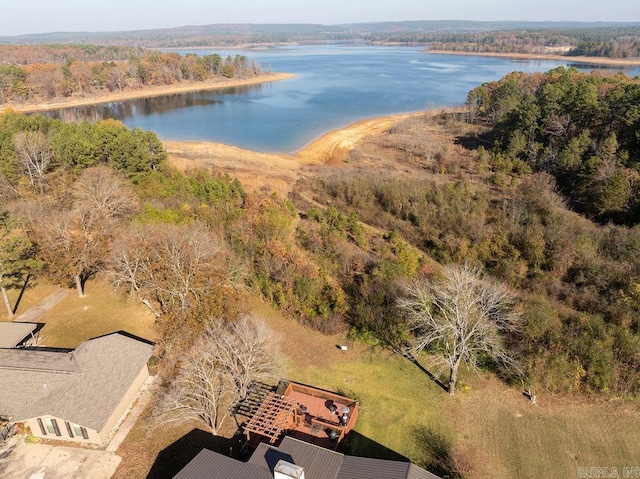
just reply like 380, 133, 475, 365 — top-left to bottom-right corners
11, 274, 31, 316
394, 346, 448, 393
145, 428, 244, 479
342, 430, 409, 462
454, 130, 494, 151
413, 425, 464, 479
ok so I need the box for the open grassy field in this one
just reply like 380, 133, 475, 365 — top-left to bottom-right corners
12, 276, 640, 479
289, 348, 640, 478
212, 297, 640, 478
3, 276, 156, 348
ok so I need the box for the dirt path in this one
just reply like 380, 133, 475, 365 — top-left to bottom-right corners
13, 290, 69, 324
2, 73, 295, 114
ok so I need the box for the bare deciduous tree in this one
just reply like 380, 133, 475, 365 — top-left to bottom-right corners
210, 314, 284, 400
106, 222, 227, 315
25, 167, 139, 297
398, 263, 521, 395
106, 227, 159, 315
72, 166, 140, 224
14, 131, 54, 195
157, 315, 283, 435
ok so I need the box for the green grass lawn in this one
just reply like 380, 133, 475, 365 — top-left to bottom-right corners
19, 279, 638, 479
288, 345, 640, 479
293, 353, 449, 463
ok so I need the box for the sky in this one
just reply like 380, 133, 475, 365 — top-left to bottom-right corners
1, 0, 639, 36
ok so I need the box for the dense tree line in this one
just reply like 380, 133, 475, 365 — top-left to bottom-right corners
0, 111, 361, 346
0, 44, 145, 65
0, 112, 165, 188
421, 27, 640, 58
0, 47, 262, 105
307, 164, 640, 395
467, 67, 640, 224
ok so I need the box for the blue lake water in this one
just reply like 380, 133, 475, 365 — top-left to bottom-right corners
74, 45, 640, 153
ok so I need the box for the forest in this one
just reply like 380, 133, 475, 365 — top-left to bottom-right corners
467, 67, 640, 224
0, 45, 262, 105
294, 67, 640, 396
2, 66, 640, 408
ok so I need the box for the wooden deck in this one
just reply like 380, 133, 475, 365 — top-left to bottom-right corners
244, 380, 359, 450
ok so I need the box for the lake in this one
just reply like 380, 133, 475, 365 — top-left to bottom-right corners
66, 45, 640, 153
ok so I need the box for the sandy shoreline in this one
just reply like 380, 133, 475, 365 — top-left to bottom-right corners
164, 111, 419, 196
296, 113, 414, 165
428, 49, 640, 67
2, 72, 296, 114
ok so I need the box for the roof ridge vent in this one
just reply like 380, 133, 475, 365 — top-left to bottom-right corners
274, 459, 305, 479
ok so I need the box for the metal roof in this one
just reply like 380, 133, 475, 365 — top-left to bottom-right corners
337, 456, 442, 479
173, 449, 272, 479
0, 322, 38, 348
173, 436, 443, 479
249, 436, 344, 479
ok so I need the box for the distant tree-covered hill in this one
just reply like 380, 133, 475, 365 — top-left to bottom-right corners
424, 26, 640, 59
2, 21, 639, 57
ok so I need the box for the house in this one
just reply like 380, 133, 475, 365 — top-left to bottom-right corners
173, 435, 442, 479
0, 331, 154, 444
0, 322, 40, 348
174, 379, 442, 479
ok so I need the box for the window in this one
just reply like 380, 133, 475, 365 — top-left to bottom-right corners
43, 418, 61, 436
71, 424, 89, 439
36, 418, 46, 436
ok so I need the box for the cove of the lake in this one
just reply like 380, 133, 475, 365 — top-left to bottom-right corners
59, 45, 640, 153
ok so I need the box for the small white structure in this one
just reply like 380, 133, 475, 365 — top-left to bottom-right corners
274, 460, 305, 479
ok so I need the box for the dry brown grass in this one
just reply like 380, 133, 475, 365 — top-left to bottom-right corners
165, 140, 308, 197
442, 374, 640, 479
3, 279, 60, 321
18, 276, 156, 348
164, 112, 420, 197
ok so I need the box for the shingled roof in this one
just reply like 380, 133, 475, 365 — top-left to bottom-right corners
0, 332, 153, 431
0, 322, 38, 348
